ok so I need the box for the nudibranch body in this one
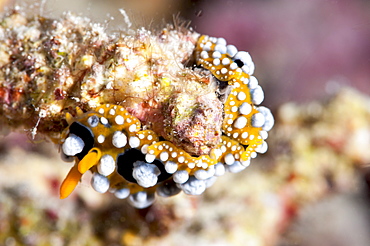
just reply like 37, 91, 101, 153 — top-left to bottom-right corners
59, 35, 274, 208
0, 10, 273, 208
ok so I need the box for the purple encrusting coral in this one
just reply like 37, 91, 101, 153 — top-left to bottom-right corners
162, 89, 223, 156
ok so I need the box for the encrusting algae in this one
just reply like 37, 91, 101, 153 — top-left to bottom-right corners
0, 7, 273, 208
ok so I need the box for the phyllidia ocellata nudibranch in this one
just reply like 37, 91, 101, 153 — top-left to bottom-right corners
0, 8, 273, 208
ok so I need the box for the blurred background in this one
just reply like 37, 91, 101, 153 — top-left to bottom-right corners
0, 0, 369, 245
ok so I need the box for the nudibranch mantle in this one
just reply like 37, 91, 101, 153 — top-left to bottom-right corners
59, 35, 274, 208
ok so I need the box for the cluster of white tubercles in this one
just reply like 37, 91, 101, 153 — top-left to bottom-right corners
195, 35, 274, 165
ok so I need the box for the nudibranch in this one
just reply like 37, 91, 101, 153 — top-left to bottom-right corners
0, 10, 273, 208
58, 36, 274, 208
